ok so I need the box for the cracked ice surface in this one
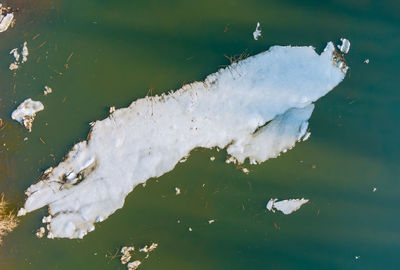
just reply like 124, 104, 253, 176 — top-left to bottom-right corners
19, 41, 348, 239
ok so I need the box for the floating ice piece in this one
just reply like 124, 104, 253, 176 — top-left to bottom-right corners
42, 215, 52, 223
338, 38, 350, 54
9, 62, 18, 70
44, 86, 52, 95
19, 41, 348, 239
9, 42, 29, 70
120, 246, 134, 264
21, 42, 28, 63
208, 219, 215, 224
139, 243, 158, 253
17, 208, 26, 216
253, 22, 262, 40
0, 12, 14, 33
127, 260, 141, 270
210, 156, 215, 161
372, 187, 377, 192
36, 227, 46, 238
364, 59, 369, 64
242, 167, 250, 174
266, 198, 309, 214
175, 187, 181, 195
11, 98, 44, 132
10, 48, 20, 62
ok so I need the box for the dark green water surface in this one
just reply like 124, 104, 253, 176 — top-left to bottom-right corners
0, 0, 399, 269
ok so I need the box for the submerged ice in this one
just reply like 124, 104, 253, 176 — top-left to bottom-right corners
19, 41, 348, 239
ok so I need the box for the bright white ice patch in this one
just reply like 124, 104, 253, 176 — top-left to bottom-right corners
266, 198, 309, 214
19, 41, 348, 239
253, 22, 262, 40
11, 98, 44, 132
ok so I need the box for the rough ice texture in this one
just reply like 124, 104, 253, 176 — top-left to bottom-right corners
11, 98, 44, 132
19, 42, 348, 239
266, 198, 309, 214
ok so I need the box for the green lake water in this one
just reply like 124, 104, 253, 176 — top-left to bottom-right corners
0, 0, 399, 269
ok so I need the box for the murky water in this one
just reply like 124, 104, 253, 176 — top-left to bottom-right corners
0, 0, 399, 269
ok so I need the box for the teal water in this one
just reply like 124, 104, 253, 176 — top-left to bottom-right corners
0, 0, 399, 269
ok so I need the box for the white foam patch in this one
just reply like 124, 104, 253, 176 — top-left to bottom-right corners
19, 42, 348, 239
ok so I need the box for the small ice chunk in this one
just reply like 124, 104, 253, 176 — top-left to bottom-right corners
188, 227, 193, 232
42, 215, 52, 223
225, 156, 236, 164
355, 256, 360, 260
242, 167, 250, 174
210, 156, 215, 161
21, 41, 28, 63
120, 246, 134, 265
266, 198, 277, 212
109, 106, 116, 114
36, 227, 46, 238
11, 99, 44, 132
139, 243, 157, 253
47, 231, 54, 239
10, 48, 20, 62
208, 219, 215, 224
253, 22, 262, 40
372, 187, 377, 192
127, 260, 141, 270
364, 59, 369, 64
266, 198, 309, 215
149, 243, 158, 251
338, 38, 350, 54
9, 62, 18, 70
17, 207, 26, 216
43, 86, 53, 95
0, 13, 14, 33
175, 187, 181, 195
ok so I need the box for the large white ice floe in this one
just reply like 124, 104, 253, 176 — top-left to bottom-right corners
18, 41, 349, 239
266, 198, 309, 214
11, 98, 44, 132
